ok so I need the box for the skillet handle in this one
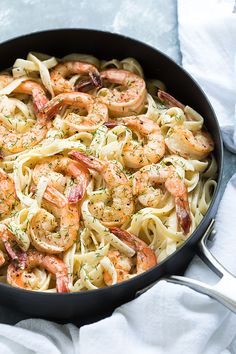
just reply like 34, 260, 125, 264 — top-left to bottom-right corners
165, 219, 236, 313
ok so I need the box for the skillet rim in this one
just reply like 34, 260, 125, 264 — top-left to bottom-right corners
0, 28, 223, 297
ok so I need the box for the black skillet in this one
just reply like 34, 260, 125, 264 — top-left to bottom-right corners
0, 29, 232, 324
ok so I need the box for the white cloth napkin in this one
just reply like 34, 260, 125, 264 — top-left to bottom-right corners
0, 174, 236, 354
178, 0, 236, 153
0, 1, 236, 353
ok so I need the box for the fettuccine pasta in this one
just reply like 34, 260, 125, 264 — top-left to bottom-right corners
0, 52, 216, 292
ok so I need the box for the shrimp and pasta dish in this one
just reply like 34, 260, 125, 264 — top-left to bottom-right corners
0, 52, 217, 293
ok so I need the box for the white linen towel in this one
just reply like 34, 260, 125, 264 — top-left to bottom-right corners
0, 1, 236, 353
178, 0, 236, 153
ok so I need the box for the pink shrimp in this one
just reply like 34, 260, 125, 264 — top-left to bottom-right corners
132, 164, 192, 234
105, 115, 165, 168
158, 90, 185, 110
7, 249, 69, 292
103, 228, 157, 286
165, 126, 214, 159
0, 168, 16, 219
50, 61, 101, 94
0, 74, 48, 116
99, 69, 147, 117
32, 155, 89, 204
0, 74, 50, 154
0, 224, 27, 268
0, 250, 5, 267
69, 151, 134, 227
110, 228, 157, 274
30, 187, 80, 254
40, 91, 108, 132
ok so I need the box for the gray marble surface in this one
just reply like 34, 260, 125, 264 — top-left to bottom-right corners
0, 0, 180, 62
0, 0, 235, 325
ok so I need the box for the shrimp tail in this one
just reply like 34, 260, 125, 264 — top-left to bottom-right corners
89, 72, 102, 88
110, 227, 157, 273
17, 81, 49, 113
31, 88, 49, 112
3, 239, 26, 268
104, 121, 118, 128
75, 72, 102, 92
0, 224, 26, 267
56, 274, 69, 293
40, 100, 61, 121
43, 186, 68, 208
158, 90, 185, 110
75, 79, 96, 92
69, 151, 104, 172
68, 183, 86, 203
0, 251, 5, 267
175, 197, 191, 234
0, 150, 4, 160
16, 252, 27, 269
67, 161, 89, 203
109, 227, 146, 253
109, 227, 135, 249
3, 239, 18, 261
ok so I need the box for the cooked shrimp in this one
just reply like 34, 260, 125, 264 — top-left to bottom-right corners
0, 74, 50, 154
16, 81, 48, 112
0, 73, 14, 90
158, 90, 185, 110
0, 250, 5, 267
0, 119, 51, 155
33, 156, 89, 203
0, 74, 48, 114
106, 115, 165, 168
30, 188, 80, 254
0, 169, 16, 219
69, 151, 134, 227
158, 90, 202, 124
110, 228, 157, 273
7, 249, 69, 292
157, 90, 214, 159
99, 69, 146, 117
103, 250, 133, 285
0, 224, 26, 267
165, 126, 214, 159
41, 91, 108, 132
50, 61, 101, 94
103, 228, 157, 285
132, 164, 191, 234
